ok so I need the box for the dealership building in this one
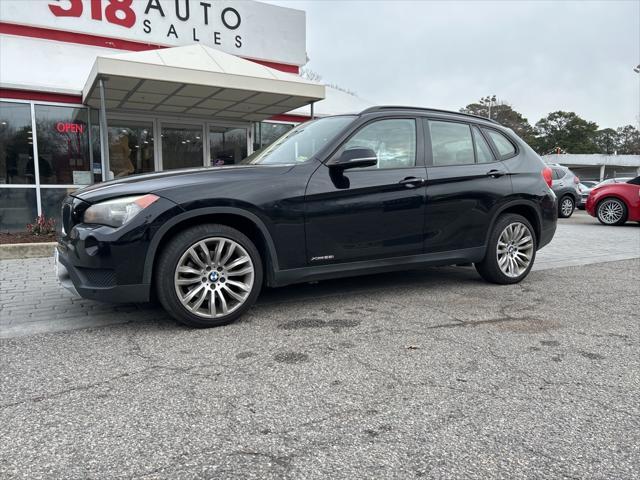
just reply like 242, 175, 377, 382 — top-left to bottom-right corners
0, 0, 370, 232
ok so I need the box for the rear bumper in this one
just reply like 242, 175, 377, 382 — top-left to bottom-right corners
538, 222, 556, 250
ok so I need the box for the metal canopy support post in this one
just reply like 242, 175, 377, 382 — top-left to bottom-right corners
98, 78, 110, 181
310, 102, 315, 120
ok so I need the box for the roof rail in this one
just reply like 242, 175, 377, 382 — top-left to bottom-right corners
359, 106, 501, 125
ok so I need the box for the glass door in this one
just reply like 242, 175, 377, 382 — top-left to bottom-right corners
107, 120, 155, 178
209, 126, 248, 166
160, 122, 204, 170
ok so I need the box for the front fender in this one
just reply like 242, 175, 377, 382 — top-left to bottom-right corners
142, 206, 280, 285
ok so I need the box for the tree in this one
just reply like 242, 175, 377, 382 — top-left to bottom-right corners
299, 68, 357, 96
534, 111, 599, 154
594, 128, 618, 154
461, 99, 536, 145
615, 125, 640, 154
300, 67, 323, 82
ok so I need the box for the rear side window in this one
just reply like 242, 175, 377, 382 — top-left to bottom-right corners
429, 121, 474, 166
552, 168, 565, 180
485, 129, 516, 158
472, 127, 495, 164
343, 119, 416, 169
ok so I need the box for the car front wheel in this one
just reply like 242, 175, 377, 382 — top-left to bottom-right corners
558, 196, 575, 218
596, 198, 627, 226
475, 214, 537, 285
156, 224, 263, 327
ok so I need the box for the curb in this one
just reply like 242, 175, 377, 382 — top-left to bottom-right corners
0, 242, 57, 260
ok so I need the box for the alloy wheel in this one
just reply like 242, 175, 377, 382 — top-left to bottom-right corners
496, 222, 534, 278
174, 237, 254, 318
597, 199, 624, 225
561, 198, 574, 217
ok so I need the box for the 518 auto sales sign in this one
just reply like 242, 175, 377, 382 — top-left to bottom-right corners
0, 0, 307, 66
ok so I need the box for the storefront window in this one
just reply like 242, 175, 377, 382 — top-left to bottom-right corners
210, 126, 247, 166
0, 102, 35, 185
41, 187, 76, 232
108, 121, 155, 178
35, 105, 91, 185
253, 122, 294, 151
0, 188, 37, 232
161, 124, 203, 170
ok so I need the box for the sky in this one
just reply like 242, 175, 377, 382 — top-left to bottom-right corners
267, 0, 640, 129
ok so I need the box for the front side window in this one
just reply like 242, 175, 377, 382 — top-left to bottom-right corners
485, 129, 516, 158
429, 121, 474, 166
472, 127, 495, 164
341, 119, 416, 169
242, 116, 355, 165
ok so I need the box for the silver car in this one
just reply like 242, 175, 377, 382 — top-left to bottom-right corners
547, 164, 581, 218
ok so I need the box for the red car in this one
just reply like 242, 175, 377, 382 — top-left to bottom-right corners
586, 176, 640, 225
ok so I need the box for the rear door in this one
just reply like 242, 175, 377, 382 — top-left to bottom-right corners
423, 119, 513, 253
305, 117, 428, 264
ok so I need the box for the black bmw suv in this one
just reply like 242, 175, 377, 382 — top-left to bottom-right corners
57, 106, 557, 327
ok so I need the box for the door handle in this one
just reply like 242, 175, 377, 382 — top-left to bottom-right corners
399, 177, 425, 188
486, 169, 507, 178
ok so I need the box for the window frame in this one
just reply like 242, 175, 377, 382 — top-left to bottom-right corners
471, 125, 497, 165
481, 127, 519, 161
423, 118, 492, 168
328, 116, 424, 170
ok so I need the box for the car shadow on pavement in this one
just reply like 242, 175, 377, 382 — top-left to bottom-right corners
256, 265, 480, 307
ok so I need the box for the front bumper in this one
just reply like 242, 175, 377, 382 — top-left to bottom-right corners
56, 243, 151, 303
55, 194, 181, 304
55, 248, 79, 297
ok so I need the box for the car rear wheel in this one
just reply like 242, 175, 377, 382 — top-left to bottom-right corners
596, 198, 627, 226
156, 224, 263, 327
558, 196, 575, 218
475, 214, 537, 284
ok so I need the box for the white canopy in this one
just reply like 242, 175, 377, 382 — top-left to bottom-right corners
83, 44, 325, 122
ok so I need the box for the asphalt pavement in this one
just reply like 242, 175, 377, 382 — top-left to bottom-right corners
0, 210, 639, 479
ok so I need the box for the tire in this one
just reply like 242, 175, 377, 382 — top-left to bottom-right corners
558, 195, 575, 218
475, 214, 537, 285
596, 198, 628, 226
155, 224, 263, 327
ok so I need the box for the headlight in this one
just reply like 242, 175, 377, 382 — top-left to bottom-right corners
83, 194, 159, 228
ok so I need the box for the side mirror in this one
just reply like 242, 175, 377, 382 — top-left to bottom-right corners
330, 148, 377, 170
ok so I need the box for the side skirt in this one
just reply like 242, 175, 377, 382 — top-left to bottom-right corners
271, 247, 486, 287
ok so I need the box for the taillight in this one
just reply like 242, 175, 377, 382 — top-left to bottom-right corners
542, 167, 553, 187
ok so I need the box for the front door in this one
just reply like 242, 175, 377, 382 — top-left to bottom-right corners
160, 122, 204, 170
423, 119, 513, 252
305, 118, 427, 264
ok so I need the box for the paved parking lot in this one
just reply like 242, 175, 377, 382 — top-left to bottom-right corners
1, 211, 639, 479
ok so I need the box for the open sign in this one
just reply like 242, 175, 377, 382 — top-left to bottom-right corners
56, 122, 85, 134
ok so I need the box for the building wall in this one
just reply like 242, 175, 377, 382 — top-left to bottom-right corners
543, 154, 640, 181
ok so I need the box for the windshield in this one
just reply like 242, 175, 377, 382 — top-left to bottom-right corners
627, 176, 640, 185
241, 116, 355, 165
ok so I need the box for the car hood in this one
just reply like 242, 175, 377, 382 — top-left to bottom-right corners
72, 164, 294, 203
